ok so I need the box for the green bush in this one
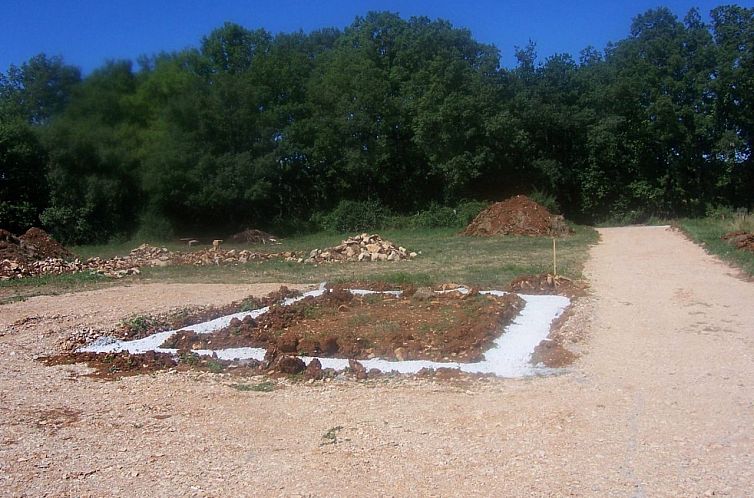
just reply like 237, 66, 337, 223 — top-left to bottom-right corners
454, 200, 489, 225
410, 200, 488, 229
133, 210, 175, 243
410, 203, 458, 228
315, 199, 391, 232
529, 189, 560, 214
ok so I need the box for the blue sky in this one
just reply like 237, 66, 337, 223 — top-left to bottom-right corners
1, 0, 748, 74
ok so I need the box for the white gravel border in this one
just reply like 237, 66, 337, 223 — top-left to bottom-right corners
79, 283, 569, 377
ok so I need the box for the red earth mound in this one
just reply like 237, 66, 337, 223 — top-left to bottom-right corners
462, 195, 568, 237
0, 227, 72, 263
19, 227, 74, 260
722, 231, 754, 252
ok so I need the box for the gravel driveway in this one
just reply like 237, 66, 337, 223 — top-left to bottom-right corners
0, 226, 752, 496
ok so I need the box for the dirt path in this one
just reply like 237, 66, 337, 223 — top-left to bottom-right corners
1, 226, 752, 496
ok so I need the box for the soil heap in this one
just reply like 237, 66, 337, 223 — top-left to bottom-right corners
721, 231, 754, 252
462, 195, 567, 237
0, 227, 72, 264
229, 229, 280, 245
305, 233, 417, 264
19, 228, 74, 260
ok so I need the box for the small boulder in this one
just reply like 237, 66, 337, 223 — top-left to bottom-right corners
276, 355, 306, 374
304, 358, 324, 380
348, 359, 368, 380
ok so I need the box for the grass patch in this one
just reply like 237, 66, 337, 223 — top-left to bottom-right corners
679, 216, 754, 277
1, 225, 598, 302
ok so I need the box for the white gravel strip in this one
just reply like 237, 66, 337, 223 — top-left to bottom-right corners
79, 284, 569, 377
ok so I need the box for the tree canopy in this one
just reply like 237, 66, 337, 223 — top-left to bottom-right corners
1, 6, 753, 242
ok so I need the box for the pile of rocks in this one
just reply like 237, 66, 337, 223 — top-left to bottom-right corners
113, 244, 300, 269
1, 257, 140, 280
305, 233, 417, 264
1, 242, 300, 281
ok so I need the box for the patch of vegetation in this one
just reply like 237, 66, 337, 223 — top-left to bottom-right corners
178, 351, 201, 366
231, 381, 276, 392
320, 425, 344, 446
679, 214, 754, 277
120, 314, 165, 336
206, 359, 224, 373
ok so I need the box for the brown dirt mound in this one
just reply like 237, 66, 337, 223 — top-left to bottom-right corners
462, 195, 568, 237
229, 229, 280, 245
42, 351, 177, 379
508, 274, 587, 297
162, 288, 525, 363
19, 228, 73, 260
722, 231, 754, 252
0, 227, 72, 263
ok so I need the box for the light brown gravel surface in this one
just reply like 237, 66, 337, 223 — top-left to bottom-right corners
1, 226, 753, 497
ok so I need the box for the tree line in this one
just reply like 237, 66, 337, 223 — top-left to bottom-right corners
1, 5, 752, 243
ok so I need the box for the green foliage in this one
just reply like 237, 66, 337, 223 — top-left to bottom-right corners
528, 190, 560, 215
315, 199, 391, 232
408, 201, 488, 229
231, 381, 275, 392
0, 120, 47, 232
1, 6, 754, 239
410, 203, 459, 229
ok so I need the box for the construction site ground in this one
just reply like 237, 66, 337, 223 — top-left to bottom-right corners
0, 226, 752, 496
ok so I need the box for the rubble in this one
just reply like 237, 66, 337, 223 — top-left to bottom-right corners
1, 241, 300, 281
305, 233, 416, 264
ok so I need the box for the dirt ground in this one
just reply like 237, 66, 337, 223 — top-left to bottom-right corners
165, 290, 523, 363
1, 226, 753, 496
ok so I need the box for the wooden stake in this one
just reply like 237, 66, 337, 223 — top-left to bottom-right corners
552, 237, 557, 276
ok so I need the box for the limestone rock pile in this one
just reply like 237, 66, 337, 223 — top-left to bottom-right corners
305, 233, 417, 264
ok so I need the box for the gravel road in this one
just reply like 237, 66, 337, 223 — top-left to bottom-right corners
0, 226, 752, 496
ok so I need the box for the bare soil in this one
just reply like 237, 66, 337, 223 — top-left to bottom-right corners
0, 227, 72, 264
508, 273, 588, 297
1, 227, 753, 496
462, 195, 565, 237
161, 288, 524, 362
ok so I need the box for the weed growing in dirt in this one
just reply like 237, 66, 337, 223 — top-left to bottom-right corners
321, 426, 344, 446
206, 359, 224, 373
121, 314, 163, 336
179, 351, 200, 366
231, 381, 275, 392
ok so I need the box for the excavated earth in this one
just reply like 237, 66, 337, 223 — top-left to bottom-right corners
462, 195, 567, 237
160, 288, 524, 363
1, 227, 753, 495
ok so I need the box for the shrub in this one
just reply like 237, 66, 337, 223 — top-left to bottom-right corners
133, 210, 175, 243
315, 199, 390, 232
454, 200, 489, 225
410, 203, 458, 228
529, 189, 560, 214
